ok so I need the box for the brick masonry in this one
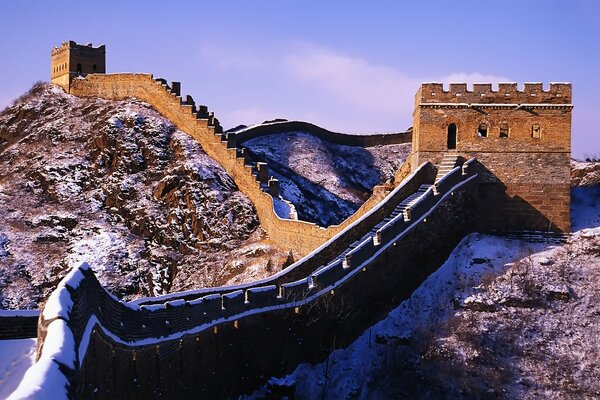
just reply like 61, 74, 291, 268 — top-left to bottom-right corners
51, 41, 106, 91
412, 82, 572, 232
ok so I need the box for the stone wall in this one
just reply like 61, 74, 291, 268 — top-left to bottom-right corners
0, 310, 38, 339
232, 120, 411, 147
69, 73, 412, 255
133, 161, 435, 306
16, 163, 478, 399
412, 82, 572, 232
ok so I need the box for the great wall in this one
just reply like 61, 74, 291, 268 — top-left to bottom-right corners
3, 42, 573, 399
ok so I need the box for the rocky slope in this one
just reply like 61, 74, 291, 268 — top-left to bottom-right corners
0, 83, 292, 309
243, 132, 410, 226
571, 159, 600, 187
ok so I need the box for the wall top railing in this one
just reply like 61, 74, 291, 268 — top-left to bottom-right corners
132, 161, 435, 305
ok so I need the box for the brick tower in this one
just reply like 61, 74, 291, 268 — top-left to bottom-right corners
411, 82, 573, 232
51, 41, 106, 92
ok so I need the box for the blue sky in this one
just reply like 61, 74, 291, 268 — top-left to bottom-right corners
0, 0, 598, 158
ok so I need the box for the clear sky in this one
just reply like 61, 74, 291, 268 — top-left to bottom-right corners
0, 0, 598, 158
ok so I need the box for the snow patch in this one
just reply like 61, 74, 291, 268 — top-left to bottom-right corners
0, 338, 37, 399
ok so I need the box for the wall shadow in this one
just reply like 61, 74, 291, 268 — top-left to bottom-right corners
474, 161, 562, 232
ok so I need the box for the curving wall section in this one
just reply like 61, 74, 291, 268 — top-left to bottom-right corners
0, 310, 39, 339
9, 161, 479, 399
68, 74, 411, 256
229, 120, 411, 147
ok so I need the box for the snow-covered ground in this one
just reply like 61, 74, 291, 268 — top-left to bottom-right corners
0, 338, 36, 399
0, 83, 287, 309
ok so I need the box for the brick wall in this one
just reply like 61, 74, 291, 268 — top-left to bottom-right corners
413, 82, 572, 232
0, 311, 39, 339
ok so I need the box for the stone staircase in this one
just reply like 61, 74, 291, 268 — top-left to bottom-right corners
334, 183, 432, 266
435, 153, 461, 183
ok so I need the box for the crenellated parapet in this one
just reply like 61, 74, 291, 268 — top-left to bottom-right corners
418, 82, 572, 105
413, 81, 572, 232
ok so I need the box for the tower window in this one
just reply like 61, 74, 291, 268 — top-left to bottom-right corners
76, 63, 82, 74
93, 64, 97, 71
447, 123, 457, 149
499, 123, 509, 138
477, 122, 488, 137
532, 124, 541, 139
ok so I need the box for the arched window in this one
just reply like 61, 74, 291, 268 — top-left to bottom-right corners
447, 124, 457, 149
76, 63, 82, 74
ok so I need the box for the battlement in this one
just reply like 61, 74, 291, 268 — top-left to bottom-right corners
418, 82, 572, 104
51, 40, 105, 55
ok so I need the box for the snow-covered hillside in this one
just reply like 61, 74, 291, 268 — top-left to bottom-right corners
0, 338, 36, 399
243, 132, 410, 226
0, 83, 288, 309
245, 180, 600, 400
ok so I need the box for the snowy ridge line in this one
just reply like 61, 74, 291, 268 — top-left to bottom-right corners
227, 120, 411, 148
132, 162, 435, 305
9, 162, 478, 399
7, 264, 91, 399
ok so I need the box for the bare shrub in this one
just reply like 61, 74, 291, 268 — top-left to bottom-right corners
265, 257, 274, 273
583, 153, 600, 162
5, 81, 47, 111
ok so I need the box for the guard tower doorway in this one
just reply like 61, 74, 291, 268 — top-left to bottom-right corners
447, 124, 457, 149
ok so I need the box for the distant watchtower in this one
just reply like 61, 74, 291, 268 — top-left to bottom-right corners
51, 41, 106, 92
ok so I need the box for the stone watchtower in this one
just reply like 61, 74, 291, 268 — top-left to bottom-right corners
51, 41, 106, 92
411, 82, 573, 232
